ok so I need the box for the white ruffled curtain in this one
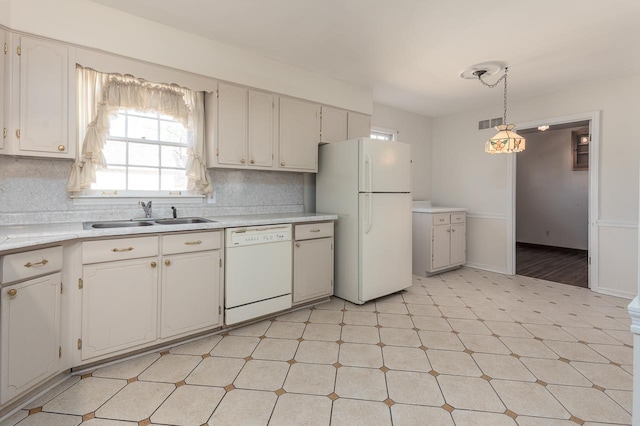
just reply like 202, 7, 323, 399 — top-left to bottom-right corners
67, 65, 212, 194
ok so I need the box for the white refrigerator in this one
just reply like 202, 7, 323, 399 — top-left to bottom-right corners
316, 138, 412, 304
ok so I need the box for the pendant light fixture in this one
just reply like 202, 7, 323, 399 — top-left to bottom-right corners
462, 64, 525, 154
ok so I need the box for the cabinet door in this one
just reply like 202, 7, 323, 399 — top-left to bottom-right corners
347, 112, 371, 139
1, 273, 61, 404
82, 258, 158, 360
217, 82, 247, 166
320, 106, 347, 143
248, 89, 274, 167
432, 225, 451, 270
279, 97, 320, 171
450, 223, 466, 265
15, 36, 73, 157
293, 238, 333, 304
160, 250, 222, 338
0, 30, 6, 151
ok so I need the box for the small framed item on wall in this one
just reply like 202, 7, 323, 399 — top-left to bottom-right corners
571, 129, 589, 171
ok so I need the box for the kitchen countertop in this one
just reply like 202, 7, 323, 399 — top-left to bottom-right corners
412, 206, 467, 213
0, 212, 338, 253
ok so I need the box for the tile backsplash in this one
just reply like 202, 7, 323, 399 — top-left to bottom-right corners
0, 156, 304, 225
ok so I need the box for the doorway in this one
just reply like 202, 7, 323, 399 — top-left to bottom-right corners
506, 112, 600, 291
515, 121, 589, 287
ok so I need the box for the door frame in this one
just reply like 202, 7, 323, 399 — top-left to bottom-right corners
506, 111, 600, 291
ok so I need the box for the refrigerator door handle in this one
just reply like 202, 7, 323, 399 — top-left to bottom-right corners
364, 152, 372, 193
365, 194, 373, 234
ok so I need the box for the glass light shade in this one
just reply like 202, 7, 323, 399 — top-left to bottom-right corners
485, 124, 526, 154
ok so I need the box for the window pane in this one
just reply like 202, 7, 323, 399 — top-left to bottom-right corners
161, 169, 187, 191
102, 140, 127, 165
128, 115, 159, 140
129, 143, 159, 167
128, 167, 159, 191
161, 146, 187, 168
160, 120, 188, 144
93, 166, 126, 190
109, 114, 126, 137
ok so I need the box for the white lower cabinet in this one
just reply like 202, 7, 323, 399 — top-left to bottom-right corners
412, 211, 466, 276
293, 222, 334, 304
1, 273, 61, 404
160, 250, 221, 339
78, 232, 222, 363
81, 258, 158, 360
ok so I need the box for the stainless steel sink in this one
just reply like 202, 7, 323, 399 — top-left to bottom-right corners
83, 220, 154, 230
154, 217, 214, 225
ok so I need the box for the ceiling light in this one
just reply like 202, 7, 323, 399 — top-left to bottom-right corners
462, 64, 525, 154
538, 125, 550, 131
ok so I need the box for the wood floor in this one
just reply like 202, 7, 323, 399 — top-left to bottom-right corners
516, 242, 588, 288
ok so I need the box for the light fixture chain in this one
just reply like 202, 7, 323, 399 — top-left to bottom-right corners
503, 67, 508, 125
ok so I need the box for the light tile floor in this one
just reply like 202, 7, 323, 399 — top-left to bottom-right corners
1, 267, 634, 426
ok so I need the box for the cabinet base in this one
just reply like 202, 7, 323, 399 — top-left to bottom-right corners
415, 264, 464, 277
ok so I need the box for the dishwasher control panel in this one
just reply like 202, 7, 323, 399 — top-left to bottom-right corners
226, 225, 292, 247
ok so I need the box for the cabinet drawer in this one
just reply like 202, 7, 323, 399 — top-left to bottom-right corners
295, 222, 334, 241
82, 236, 158, 264
432, 214, 450, 225
1, 246, 63, 284
162, 231, 222, 255
451, 213, 466, 224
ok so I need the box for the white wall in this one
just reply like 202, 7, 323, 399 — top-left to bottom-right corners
0, 0, 372, 114
432, 74, 640, 298
516, 126, 589, 250
372, 103, 432, 201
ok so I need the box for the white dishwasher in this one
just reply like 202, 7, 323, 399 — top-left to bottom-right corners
225, 224, 293, 325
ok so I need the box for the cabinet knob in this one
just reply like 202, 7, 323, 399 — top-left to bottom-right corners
150, 261, 157, 268
446, 229, 451, 233
165, 260, 171, 266
451, 228, 456, 233
295, 243, 300, 248
250, 159, 255, 164
57, 145, 65, 151
240, 159, 246, 164
280, 161, 286, 166
7, 289, 17, 297
15, 129, 20, 139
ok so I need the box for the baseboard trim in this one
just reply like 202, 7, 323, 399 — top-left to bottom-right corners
465, 262, 510, 275
594, 287, 636, 300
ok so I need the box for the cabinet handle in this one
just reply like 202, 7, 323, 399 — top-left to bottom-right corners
15, 129, 20, 139
240, 159, 246, 164
280, 161, 286, 166
295, 243, 300, 247
184, 240, 202, 246
165, 260, 171, 266
439, 218, 445, 222
451, 229, 456, 233
57, 145, 65, 151
446, 228, 451, 233
250, 159, 255, 164
7, 289, 17, 297
24, 259, 49, 268
112, 247, 134, 252
310, 229, 321, 233
150, 261, 157, 268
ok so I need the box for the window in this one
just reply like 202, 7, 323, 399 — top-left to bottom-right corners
370, 126, 397, 141
93, 109, 189, 193
68, 65, 212, 197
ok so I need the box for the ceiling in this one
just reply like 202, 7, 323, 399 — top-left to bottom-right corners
88, 0, 640, 117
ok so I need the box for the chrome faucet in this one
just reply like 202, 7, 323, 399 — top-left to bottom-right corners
140, 201, 153, 218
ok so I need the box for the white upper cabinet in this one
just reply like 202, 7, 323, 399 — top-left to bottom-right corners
279, 96, 320, 172
3, 35, 75, 159
320, 106, 347, 143
210, 83, 274, 169
348, 112, 371, 139
217, 82, 248, 166
248, 89, 274, 167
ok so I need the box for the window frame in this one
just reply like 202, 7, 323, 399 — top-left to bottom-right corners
370, 126, 398, 141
